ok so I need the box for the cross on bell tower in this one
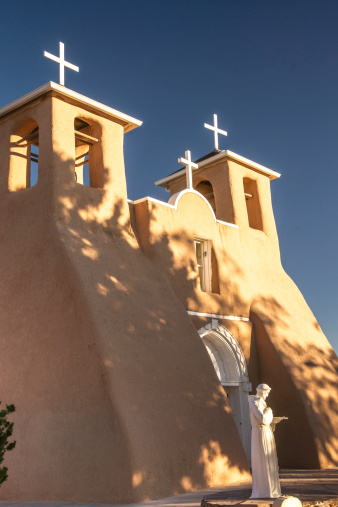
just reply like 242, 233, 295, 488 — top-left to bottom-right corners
44, 41, 79, 86
204, 114, 227, 151
178, 150, 198, 189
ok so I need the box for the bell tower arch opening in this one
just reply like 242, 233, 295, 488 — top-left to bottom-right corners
9, 120, 39, 191
74, 117, 102, 188
198, 322, 252, 461
243, 177, 263, 231
195, 179, 216, 213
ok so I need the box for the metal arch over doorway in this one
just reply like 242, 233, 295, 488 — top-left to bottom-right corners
198, 320, 252, 462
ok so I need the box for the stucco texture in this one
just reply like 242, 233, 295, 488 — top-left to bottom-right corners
0, 92, 251, 503
135, 158, 338, 471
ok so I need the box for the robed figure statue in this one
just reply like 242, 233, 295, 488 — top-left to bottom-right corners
248, 384, 287, 499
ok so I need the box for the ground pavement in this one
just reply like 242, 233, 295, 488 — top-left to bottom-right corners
202, 469, 338, 507
0, 469, 337, 507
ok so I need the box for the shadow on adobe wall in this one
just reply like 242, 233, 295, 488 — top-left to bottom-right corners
50, 160, 251, 503
141, 226, 248, 316
2, 147, 337, 503
250, 295, 338, 469
54, 159, 338, 499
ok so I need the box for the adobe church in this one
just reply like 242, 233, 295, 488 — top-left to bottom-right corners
0, 79, 337, 504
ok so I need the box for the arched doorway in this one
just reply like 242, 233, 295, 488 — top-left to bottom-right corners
198, 321, 252, 461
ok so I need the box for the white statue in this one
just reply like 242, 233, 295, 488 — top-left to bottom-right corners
248, 384, 288, 499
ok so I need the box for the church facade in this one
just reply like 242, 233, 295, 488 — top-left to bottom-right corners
0, 83, 337, 503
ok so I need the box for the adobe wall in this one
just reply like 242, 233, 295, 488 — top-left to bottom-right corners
134, 181, 338, 469
0, 95, 250, 503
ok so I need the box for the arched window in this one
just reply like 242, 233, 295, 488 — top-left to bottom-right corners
74, 118, 102, 188
9, 121, 39, 191
195, 180, 216, 213
243, 177, 263, 231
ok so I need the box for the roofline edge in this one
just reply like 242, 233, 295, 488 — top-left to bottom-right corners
0, 82, 142, 132
155, 149, 281, 187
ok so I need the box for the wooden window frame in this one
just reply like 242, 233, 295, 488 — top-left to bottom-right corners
194, 237, 212, 292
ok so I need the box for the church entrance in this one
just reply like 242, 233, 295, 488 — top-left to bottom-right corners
198, 322, 252, 462
223, 385, 241, 432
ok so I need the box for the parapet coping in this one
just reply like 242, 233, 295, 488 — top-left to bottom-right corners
188, 310, 251, 322
0, 82, 143, 133
129, 189, 239, 229
155, 149, 281, 187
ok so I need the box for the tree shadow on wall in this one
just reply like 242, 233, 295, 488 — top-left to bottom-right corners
250, 295, 338, 469
142, 227, 249, 316
4, 148, 338, 503
44, 160, 252, 503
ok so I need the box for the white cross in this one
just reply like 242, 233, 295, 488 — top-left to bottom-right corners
44, 42, 79, 86
178, 150, 198, 189
204, 114, 227, 151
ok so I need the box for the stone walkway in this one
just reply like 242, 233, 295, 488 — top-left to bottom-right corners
0, 469, 337, 507
202, 470, 338, 507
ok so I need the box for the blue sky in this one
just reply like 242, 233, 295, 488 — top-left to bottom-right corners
1, 0, 337, 353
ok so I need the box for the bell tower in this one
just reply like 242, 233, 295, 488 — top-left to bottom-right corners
156, 149, 281, 242
0, 82, 142, 227
0, 83, 253, 503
